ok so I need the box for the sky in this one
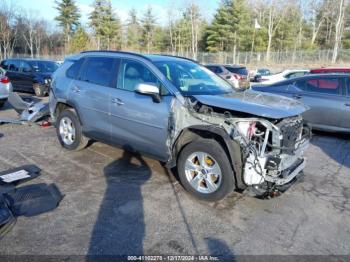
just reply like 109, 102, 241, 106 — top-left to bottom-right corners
14, 0, 220, 28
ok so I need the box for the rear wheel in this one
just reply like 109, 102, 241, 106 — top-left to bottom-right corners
56, 109, 89, 151
177, 139, 235, 202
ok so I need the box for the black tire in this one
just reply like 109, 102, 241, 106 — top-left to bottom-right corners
56, 109, 89, 151
33, 83, 45, 97
0, 99, 5, 109
177, 139, 235, 202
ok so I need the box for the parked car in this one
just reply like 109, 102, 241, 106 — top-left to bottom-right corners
205, 64, 250, 89
50, 51, 310, 201
0, 68, 13, 108
260, 69, 309, 85
252, 73, 350, 133
310, 67, 350, 74
0, 59, 59, 97
250, 68, 271, 82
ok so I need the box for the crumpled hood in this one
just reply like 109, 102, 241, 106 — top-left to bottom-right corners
193, 90, 308, 119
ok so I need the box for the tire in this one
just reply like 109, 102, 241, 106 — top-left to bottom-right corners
33, 83, 45, 97
0, 99, 5, 109
56, 109, 89, 151
177, 139, 235, 202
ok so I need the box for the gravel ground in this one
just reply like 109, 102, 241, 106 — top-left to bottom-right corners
0, 97, 349, 259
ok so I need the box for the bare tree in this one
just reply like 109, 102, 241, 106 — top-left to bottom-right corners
332, 0, 346, 62
0, 0, 18, 59
265, 0, 284, 62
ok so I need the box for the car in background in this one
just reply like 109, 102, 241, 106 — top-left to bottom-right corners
205, 64, 250, 89
252, 73, 350, 133
0, 68, 13, 108
310, 67, 350, 74
259, 69, 309, 85
250, 68, 271, 82
0, 59, 59, 97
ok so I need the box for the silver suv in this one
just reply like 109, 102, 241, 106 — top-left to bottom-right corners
50, 51, 310, 201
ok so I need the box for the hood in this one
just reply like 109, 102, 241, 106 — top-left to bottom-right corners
193, 90, 308, 119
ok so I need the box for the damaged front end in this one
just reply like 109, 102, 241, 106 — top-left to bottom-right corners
180, 97, 311, 197
232, 116, 310, 197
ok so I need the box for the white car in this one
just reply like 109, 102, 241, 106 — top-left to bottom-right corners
259, 69, 309, 85
0, 68, 13, 108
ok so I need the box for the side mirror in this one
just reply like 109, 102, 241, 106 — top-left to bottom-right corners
135, 83, 161, 103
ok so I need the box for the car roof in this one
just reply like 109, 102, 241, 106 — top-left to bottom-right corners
79, 51, 197, 64
3, 58, 55, 63
271, 73, 350, 85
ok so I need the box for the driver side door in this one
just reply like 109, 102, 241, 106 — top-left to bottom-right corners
109, 59, 173, 161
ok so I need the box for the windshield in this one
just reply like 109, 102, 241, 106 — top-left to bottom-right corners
154, 60, 233, 95
29, 61, 59, 73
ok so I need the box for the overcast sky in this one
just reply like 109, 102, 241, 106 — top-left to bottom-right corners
14, 0, 220, 28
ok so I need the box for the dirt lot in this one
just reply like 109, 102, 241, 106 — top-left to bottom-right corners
0, 97, 350, 258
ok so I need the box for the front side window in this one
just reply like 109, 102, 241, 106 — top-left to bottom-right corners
80, 57, 117, 87
154, 60, 233, 95
117, 60, 164, 93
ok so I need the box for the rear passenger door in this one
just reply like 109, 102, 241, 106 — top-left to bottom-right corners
109, 59, 173, 160
295, 76, 345, 128
19, 61, 35, 91
68, 56, 119, 142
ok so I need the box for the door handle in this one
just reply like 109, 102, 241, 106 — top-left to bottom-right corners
345, 103, 350, 107
293, 94, 302, 99
112, 98, 124, 105
72, 86, 80, 93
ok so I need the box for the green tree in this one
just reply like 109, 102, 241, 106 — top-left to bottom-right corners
89, 0, 121, 50
69, 27, 90, 53
205, 0, 252, 53
140, 6, 157, 53
54, 0, 80, 50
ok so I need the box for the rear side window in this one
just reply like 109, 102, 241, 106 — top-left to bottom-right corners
225, 67, 248, 75
66, 58, 84, 79
299, 77, 341, 95
1, 60, 9, 70
80, 57, 117, 87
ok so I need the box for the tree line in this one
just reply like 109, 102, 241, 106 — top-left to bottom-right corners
1, 0, 349, 62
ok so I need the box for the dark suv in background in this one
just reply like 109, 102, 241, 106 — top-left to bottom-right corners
0, 59, 59, 96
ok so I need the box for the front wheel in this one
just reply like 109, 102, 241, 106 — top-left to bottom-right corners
177, 139, 235, 202
56, 109, 89, 151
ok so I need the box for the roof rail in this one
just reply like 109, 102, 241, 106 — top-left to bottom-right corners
80, 50, 152, 61
151, 54, 198, 63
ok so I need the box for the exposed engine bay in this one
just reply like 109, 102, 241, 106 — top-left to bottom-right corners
180, 97, 311, 197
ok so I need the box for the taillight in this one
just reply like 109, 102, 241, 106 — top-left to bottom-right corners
232, 74, 241, 80
0, 76, 10, 84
